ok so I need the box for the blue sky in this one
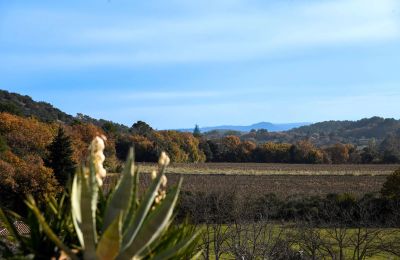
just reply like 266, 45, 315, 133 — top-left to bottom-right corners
1, 0, 400, 129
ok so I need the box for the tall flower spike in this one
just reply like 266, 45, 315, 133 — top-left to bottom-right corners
158, 151, 170, 166
90, 136, 107, 186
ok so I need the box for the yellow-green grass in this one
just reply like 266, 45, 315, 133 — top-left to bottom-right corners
136, 163, 398, 176
196, 224, 400, 260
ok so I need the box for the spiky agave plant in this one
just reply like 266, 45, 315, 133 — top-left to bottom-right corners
22, 137, 200, 259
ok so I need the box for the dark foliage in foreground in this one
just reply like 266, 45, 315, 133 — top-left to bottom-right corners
177, 190, 400, 227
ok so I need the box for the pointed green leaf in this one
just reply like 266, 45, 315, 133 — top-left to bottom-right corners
71, 167, 84, 247
121, 171, 165, 250
123, 166, 140, 231
81, 163, 98, 257
151, 230, 201, 260
25, 195, 79, 260
71, 165, 97, 258
103, 148, 134, 231
118, 179, 182, 258
96, 213, 122, 260
190, 250, 203, 259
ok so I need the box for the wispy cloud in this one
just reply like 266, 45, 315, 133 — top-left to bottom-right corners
1, 0, 399, 69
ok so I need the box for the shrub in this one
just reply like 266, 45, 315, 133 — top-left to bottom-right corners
381, 168, 400, 199
0, 137, 199, 259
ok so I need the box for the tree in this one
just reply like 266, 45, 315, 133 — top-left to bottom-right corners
381, 169, 400, 199
193, 124, 201, 138
130, 120, 154, 136
325, 143, 350, 164
45, 127, 75, 187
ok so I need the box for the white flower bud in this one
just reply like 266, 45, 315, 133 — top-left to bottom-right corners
161, 175, 167, 187
158, 151, 170, 166
160, 190, 167, 200
151, 170, 157, 180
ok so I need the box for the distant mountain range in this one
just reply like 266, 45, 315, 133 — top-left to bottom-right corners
179, 122, 311, 133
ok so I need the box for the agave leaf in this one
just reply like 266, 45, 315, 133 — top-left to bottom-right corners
190, 250, 203, 259
47, 196, 58, 215
118, 179, 182, 258
151, 230, 200, 260
81, 162, 98, 258
25, 195, 78, 260
120, 171, 165, 250
0, 207, 25, 247
71, 166, 84, 247
88, 152, 99, 227
122, 166, 139, 231
103, 148, 134, 231
96, 213, 122, 260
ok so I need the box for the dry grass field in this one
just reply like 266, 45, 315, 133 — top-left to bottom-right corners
158, 173, 387, 198
106, 163, 399, 198
138, 163, 398, 176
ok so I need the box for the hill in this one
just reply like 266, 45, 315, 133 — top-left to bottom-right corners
179, 122, 310, 133
288, 117, 400, 146
0, 89, 74, 123
0, 89, 129, 133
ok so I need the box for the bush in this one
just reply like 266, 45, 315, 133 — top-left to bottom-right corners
0, 137, 199, 259
381, 168, 400, 199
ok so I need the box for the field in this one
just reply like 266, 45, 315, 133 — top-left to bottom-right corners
127, 163, 398, 198
139, 163, 398, 176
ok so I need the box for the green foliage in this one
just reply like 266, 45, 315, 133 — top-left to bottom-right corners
0, 192, 77, 259
45, 127, 76, 187
1, 146, 199, 259
130, 120, 154, 136
0, 134, 8, 153
193, 124, 201, 138
0, 102, 22, 116
0, 89, 73, 123
381, 168, 400, 199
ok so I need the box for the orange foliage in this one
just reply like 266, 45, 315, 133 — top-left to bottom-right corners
0, 113, 57, 157
0, 151, 57, 207
65, 123, 105, 162
156, 131, 206, 163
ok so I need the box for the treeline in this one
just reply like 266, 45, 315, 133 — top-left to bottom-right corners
197, 135, 400, 164
0, 113, 206, 210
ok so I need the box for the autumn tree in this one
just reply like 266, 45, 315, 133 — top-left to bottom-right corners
0, 151, 57, 211
325, 143, 350, 164
45, 127, 75, 187
0, 112, 56, 157
220, 135, 241, 162
290, 140, 323, 163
